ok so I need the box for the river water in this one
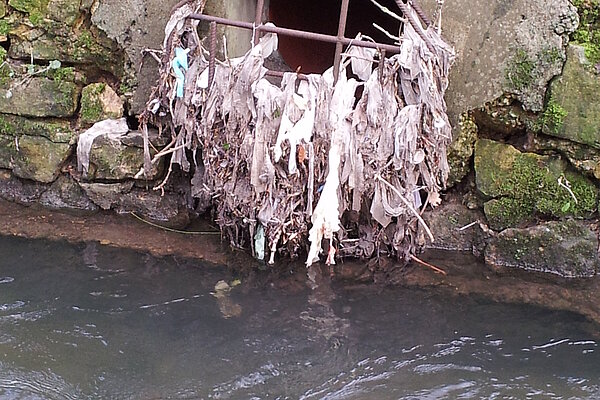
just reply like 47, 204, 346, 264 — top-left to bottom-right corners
0, 236, 599, 399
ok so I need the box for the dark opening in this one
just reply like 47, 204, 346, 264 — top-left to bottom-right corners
268, 0, 401, 74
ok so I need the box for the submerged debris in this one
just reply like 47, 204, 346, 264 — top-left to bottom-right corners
138, 0, 455, 269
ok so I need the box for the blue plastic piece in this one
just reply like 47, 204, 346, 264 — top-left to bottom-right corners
172, 47, 189, 98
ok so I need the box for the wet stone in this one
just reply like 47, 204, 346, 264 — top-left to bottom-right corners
0, 114, 76, 143
78, 181, 135, 210
0, 169, 47, 205
474, 139, 598, 230
422, 200, 487, 253
485, 220, 600, 278
39, 175, 98, 212
116, 188, 190, 229
86, 131, 163, 181
545, 45, 600, 148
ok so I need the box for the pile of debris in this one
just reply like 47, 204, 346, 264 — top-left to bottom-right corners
139, 0, 455, 268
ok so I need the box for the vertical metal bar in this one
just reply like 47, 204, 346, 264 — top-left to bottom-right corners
378, 49, 386, 84
333, 0, 350, 85
208, 21, 217, 88
253, 0, 265, 46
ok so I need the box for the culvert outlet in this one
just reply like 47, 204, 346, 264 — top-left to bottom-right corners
268, 0, 401, 73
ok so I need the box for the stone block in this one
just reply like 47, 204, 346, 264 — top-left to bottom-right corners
545, 45, 600, 149
80, 83, 124, 126
0, 77, 79, 118
485, 220, 599, 278
474, 139, 598, 230
39, 175, 98, 211
0, 114, 76, 143
86, 130, 163, 181
12, 134, 72, 183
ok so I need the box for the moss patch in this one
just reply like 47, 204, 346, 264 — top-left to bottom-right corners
545, 45, 600, 148
80, 82, 106, 124
505, 48, 535, 91
475, 139, 598, 230
8, 0, 49, 26
571, 0, 600, 66
447, 112, 478, 187
0, 114, 75, 143
540, 96, 568, 135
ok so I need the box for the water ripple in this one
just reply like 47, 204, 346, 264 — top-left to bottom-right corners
0, 363, 82, 400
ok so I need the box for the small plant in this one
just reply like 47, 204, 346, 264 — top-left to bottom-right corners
506, 48, 535, 91
541, 97, 568, 135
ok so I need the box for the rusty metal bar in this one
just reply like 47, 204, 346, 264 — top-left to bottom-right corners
333, 0, 350, 84
394, 0, 435, 53
265, 69, 308, 80
407, 0, 431, 27
188, 13, 402, 54
378, 49, 386, 84
208, 21, 217, 88
253, 0, 265, 45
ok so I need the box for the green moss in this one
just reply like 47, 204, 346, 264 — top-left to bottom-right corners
541, 47, 562, 65
540, 96, 568, 135
80, 83, 107, 124
47, 67, 75, 82
0, 19, 11, 36
0, 115, 15, 135
447, 112, 478, 186
506, 48, 536, 90
488, 154, 597, 228
8, 0, 49, 26
0, 114, 75, 142
571, 0, 600, 65
118, 81, 134, 95
476, 140, 598, 230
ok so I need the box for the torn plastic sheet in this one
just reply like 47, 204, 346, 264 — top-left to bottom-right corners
77, 118, 129, 177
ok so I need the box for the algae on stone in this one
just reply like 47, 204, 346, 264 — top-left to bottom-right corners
12, 134, 71, 182
545, 45, 600, 148
532, 135, 600, 180
80, 83, 124, 126
0, 133, 16, 168
0, 77, 79, 117
571, 0, 600, 65
447, 112, 478, 187
475, 139, 598, 230
485, 219, 599, 278
8, 0, 49, 25
0, 114, 75, 142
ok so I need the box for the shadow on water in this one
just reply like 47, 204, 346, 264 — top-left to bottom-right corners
0, 235, 599, 399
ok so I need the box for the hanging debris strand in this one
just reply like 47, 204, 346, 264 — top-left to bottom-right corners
138, 0, 455, 269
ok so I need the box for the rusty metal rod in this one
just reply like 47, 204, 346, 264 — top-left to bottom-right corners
265, 69, 308, 80
394, 1, 435, 53
407, 0, 431, 27
333, 0, 350, 84
188, 13, 401, 54
253, 0, 265, 45
208, 21, 217, 88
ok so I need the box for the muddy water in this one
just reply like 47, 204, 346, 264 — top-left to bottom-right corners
0, 236, 599, 399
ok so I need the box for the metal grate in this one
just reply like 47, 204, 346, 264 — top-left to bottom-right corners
188, 0, 433, 85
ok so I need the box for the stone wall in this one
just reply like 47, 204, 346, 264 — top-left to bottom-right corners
0, 0, 598, 278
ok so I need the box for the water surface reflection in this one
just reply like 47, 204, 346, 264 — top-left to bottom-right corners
0, 236, 598, 399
